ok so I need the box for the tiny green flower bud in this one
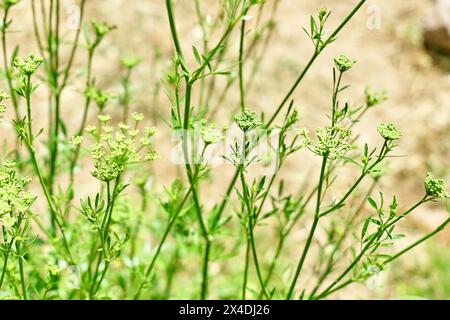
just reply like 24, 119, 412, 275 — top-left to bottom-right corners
298, 128, 313, 148
3, 0, 21, 9
0, 90, 10, 102
424, 173, 449, 199
145, 151, 160, 161
70, 136, 83, 146
234, 108, 262, 132
121, 55, 141, 69
85, 125, 98, 136
47, 264, 62, 277
319, 7, 328, 20
334, 55, 357, 72
377, 123, 402, 141
119, 123, 130, 132
132, 112, 144, 122
365, 87, 388, 107
145, 126, 157, 137
13, 54, 44, 76
91, 20, 116, 38
97, 114, 111, 123
193, 119, 224, 145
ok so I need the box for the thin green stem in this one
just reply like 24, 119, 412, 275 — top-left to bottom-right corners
308, 179, 379, 299
385, 218, 450, 264
238, 132, 270, 299
0, 255, 8, 289
286, 156, 327, 299
265, 0, 367, 128
242, 235, 250, 299
134, 188, 192, 299
2, 7, 19, 120
69, 49, 94, 185
166, 0, 188, 73
16, 246, 27, 300
314, 198, 429, 299
238, 10, 247, 112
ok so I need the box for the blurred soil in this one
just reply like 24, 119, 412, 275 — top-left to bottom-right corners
1, 0, 449, 299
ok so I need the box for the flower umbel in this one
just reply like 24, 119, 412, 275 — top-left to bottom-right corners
91, 20, 116, 38
424, 173, 449, 199
85, 87, 111, 111
0, 90, 9, 101
193, 119, 225, 145
0, 160, 35, 217
13, 54, 44, 76
301, 126, 352, 160
85, 114, 158, 182
234, 108, 262, 132
0, 90, 8, 120
334, 55, 357, 72
377, 123, 402, 141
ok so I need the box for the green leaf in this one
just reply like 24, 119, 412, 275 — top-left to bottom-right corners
368, 197, 377, 210
361, 217, 371, 240
192, 46, 202, 65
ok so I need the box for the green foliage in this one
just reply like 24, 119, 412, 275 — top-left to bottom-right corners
0, 0, 447, 301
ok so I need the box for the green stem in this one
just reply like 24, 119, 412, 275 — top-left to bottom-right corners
332, 71, 343, 126
15, 243, 27, 300
166, 0, 187, 72
286, 156, 327, 299
319, 142, 388, 218
308, 180, 378, 299
212, 0, 368, 235
242, 235, 250, 299
1, 7, 19, 120
134, 188, 192, 299
314, 198, 428, 299
239, 132, 270, 299
265, 0, 367, 128
238, 9, 247, 112
0, 254, 9, 289
90, 178, 121, 298
69, 49, 94, 185
386, 218, 450, 264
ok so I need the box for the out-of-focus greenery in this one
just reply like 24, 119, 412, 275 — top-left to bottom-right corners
392, 241, 450, 299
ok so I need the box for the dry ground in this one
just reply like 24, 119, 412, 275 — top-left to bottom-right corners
1, 0, 449, 299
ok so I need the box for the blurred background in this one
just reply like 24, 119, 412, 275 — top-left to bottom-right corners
1, 0, 449, 299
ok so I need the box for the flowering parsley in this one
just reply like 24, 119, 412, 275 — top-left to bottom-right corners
85, 115, 159, 182
192, 119, 225, 145
13, 54, 44, 76
300, 126, 352, 160
424, 173, 449, 199
234, 108, 262, 132
132, 112, 144, 122
0, 91, 7, 120
0, 160, 35, 217
334, 55, 357, 72
377, 123, 402, 141
85, 87, 111, 111
70, 136, 83, 147
0, 90, 9, 101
